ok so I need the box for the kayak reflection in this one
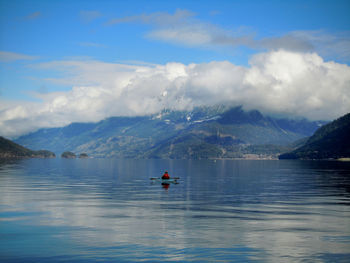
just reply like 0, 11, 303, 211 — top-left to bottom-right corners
162, 182, 170, 190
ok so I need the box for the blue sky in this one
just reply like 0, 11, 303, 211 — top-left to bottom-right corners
1, 0, 350, 136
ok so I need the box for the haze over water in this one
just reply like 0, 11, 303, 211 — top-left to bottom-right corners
1, 158, 350, 262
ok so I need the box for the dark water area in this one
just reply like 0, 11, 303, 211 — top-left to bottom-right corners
0, 158, 350, 262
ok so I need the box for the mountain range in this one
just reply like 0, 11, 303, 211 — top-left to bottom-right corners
14, 105, 325, 159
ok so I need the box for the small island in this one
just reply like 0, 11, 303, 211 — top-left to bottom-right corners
33, 150, 56, 158
61, 151, 76, 158
79, 153, 89, 158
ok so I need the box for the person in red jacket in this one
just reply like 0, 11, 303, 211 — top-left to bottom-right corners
162, 171, 170, 179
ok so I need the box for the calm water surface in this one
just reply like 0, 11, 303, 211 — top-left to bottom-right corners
0, 159, 350, 262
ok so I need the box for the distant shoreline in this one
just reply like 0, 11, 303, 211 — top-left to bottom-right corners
1, 156, 349, 161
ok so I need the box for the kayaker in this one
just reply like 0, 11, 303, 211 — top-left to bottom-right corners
162, 171, 170, 179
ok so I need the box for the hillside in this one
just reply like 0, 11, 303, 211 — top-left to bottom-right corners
15, 106, 324, 159
279, 113, 350, 160
0, 136, 55, 158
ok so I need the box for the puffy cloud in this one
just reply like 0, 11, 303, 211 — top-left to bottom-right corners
242, 51, 350, 117
1, 50, 350, 137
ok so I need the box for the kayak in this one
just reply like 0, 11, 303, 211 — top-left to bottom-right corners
150, 177, 179, 184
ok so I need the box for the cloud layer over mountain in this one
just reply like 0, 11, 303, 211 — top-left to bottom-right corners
1, 50, 350, 137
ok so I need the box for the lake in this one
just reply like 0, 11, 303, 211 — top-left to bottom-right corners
1, 158, 350, 262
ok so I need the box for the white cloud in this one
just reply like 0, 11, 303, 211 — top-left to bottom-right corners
25, 11, 41, 20
242, 51, 350, 117
0, 51, 39, 62
78, 42, 107, 48
1, 50, 350, 138
107, 9, 194, 26
288, 30, 350, 62
109, 9, 252, 48
80, 10, 102, 23
108, 10, 350, 60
